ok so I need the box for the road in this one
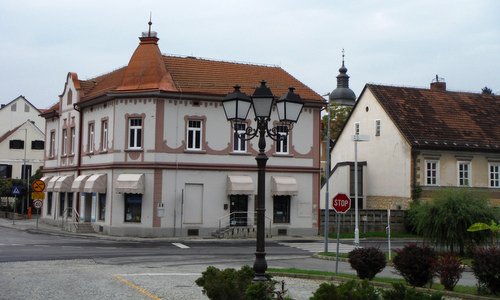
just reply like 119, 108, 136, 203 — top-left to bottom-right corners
0, 225, 478, 299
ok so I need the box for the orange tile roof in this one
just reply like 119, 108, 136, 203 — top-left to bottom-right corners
367, 84, 500, 152
77, 35, 323, 103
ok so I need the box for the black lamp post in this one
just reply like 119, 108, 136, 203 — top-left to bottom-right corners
222, 80, 304, 281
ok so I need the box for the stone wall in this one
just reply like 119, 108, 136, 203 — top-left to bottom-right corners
366, 196, 412, 210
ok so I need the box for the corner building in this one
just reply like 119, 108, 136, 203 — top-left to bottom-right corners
40, 29, 324, 237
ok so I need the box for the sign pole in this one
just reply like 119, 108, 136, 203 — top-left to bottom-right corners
335, 212, 340, 273
36, 207, 40, 230
387, 209, 391, 261
12, 196, 16, 225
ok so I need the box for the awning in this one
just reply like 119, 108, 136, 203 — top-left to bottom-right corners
271, 176, 298, 196
83, 174, 107, 194
53, 175, 74, 192
71, 174, 90, 192
46, 176, 60, 191
40, 176, 52, 184
227, 175, 254, 195
115, 174, 144, 194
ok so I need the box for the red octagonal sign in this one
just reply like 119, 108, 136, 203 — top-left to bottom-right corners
332, 193, 351, 214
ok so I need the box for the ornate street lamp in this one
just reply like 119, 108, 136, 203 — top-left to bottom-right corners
222, 80, 304, 281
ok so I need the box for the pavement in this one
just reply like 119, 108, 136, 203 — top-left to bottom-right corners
0, 216, 482, 300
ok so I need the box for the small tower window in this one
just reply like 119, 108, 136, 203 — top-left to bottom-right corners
375, 120, 381, 136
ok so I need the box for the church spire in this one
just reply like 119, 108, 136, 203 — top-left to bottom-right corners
329, 49, 356, 106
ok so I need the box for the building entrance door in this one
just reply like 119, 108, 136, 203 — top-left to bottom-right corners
229, 195, 248, 226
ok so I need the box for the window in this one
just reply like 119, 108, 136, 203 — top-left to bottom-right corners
62, 129, 68, 156
24, 103, 30, 112
9, 140, 24, 149
88, 122, 95, 152
273, 195, 291, 223
98, 194, 106, 221
128, 118, 142, 149
31, 140, 44, 150
67, 89, 73, 105
59, 193, 65, 217
355, 122, 360, 135
0, 164, 12, 179
233, 122, 246, 152
187, 120, 202, 150
124, 193, 142, 222
425, 160, 439, 186
275, 125, 288, 154
67, 192, 73, 217
46, 192, 53, 215
70, 127, 75, 154
49, 131, 55, 157
458, 161, 471, 186
375, 120, 381, 136
101, 120, 108, 151
21, 165, 31, 180
11, 103, 16, 111
489, 163, 500, 188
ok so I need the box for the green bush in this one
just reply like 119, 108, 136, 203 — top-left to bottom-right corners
348, 247, 386, 280
195, 265, 254, 300
309, 280, 379, 300
381, 283, 443, 300
434, 252, 464, 291
471, 247, 500, 295
408, 188, 494, 255
393, 244, 437, 287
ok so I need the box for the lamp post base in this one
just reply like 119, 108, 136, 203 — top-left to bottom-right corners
253, 251, 268, 281
354, 228, 360, 246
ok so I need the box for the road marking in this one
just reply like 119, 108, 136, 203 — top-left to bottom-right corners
114, 275, 161, 300
34, 245, 50, 247
118, 273, 200, 276
279, 242, 358, 253
95, 247, 118, 249
172, 242, 190, 249
11, 244, 24, 246
61, 246, 82, 249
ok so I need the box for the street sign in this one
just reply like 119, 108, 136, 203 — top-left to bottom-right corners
12, 185, 21, 196
32, 192, 45, 200
33, 200, 43, 209
32, 179, 46, 192
332, 193, 351, 214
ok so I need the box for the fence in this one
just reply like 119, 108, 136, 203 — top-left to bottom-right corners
320, 209, 406, 234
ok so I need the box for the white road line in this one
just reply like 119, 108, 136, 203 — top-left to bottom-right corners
34, 245, 50, 247
279, 242, 357, 253
61, 246, 82, 249
118, 273, 200, 276
95, 247, 118, 249
172, 242, 190, 249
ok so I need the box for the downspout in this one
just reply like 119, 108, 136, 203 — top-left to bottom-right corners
73, 102, 83, 216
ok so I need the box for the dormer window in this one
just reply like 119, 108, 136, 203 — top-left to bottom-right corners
67, 89, 73, 105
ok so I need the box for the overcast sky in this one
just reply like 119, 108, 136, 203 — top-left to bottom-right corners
1, 0, 499, 109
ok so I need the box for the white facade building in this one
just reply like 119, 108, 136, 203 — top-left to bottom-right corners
40, 29, 324, 237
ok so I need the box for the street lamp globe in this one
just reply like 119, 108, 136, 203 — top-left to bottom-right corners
251, 80, 275, 119
222, 85, 252, 121
276, 87, 304, 123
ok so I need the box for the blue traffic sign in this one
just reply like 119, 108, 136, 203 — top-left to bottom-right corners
12, 185, 21, 196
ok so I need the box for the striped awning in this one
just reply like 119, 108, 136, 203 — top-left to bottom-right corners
227, 175, 254, 195
271, 176, 298, 196
115, 174, 144, 194
46, 176, 60, 191
53, 175, 74, 192
71, 174, 91, 192
83, 174, 107, 194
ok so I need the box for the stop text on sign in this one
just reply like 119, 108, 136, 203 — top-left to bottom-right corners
332, 193, 351, 213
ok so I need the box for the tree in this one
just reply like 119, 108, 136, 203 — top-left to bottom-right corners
468, 220, 500, 246
321, 102, 352, 142
409, 188, 495, 255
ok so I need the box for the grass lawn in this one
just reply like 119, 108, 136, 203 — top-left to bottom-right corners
267, 267, 500, 299
328, 231, 421, 239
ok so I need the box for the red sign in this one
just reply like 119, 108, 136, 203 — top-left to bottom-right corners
332, 193, 351, 213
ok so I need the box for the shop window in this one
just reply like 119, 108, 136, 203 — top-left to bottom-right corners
124, 193, 142, 222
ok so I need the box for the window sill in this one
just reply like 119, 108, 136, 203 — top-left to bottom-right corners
99, 150, 108, 154
230, 152, 251, 155
125, 149, 143, 152
272, 153, 293, 157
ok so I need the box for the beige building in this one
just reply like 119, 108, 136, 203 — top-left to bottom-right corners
40, 28, 324, 237
0, 95, 45, 180
321, 79, 500, 210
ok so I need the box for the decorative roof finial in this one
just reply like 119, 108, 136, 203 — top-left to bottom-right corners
329, 48, 356, 106
148, 12, 152, 37
342, 48, 345, 66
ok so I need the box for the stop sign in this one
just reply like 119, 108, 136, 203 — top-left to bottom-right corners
332, 193, 351, 213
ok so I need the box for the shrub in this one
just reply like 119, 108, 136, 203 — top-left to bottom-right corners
408, 188, 494, 255
309, 280, 379, 300
434, 252, 464, 291
348, 247, 386, 280
382, 283, 443, 300
471, 247, 500, 295
393, 244, 437, 287
195, 265, 254, 300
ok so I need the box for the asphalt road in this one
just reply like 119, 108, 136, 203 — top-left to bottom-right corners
0, 224, 479, 299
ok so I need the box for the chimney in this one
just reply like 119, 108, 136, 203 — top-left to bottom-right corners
430, 75, 446, 91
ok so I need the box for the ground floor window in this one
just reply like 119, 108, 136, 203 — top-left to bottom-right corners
98, 193, 106, 221
47, 192, 53, 215
273, 195, 291, 223
59, 193, 65, 217
124, 193, 142, 223
67, 192, 73, 217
